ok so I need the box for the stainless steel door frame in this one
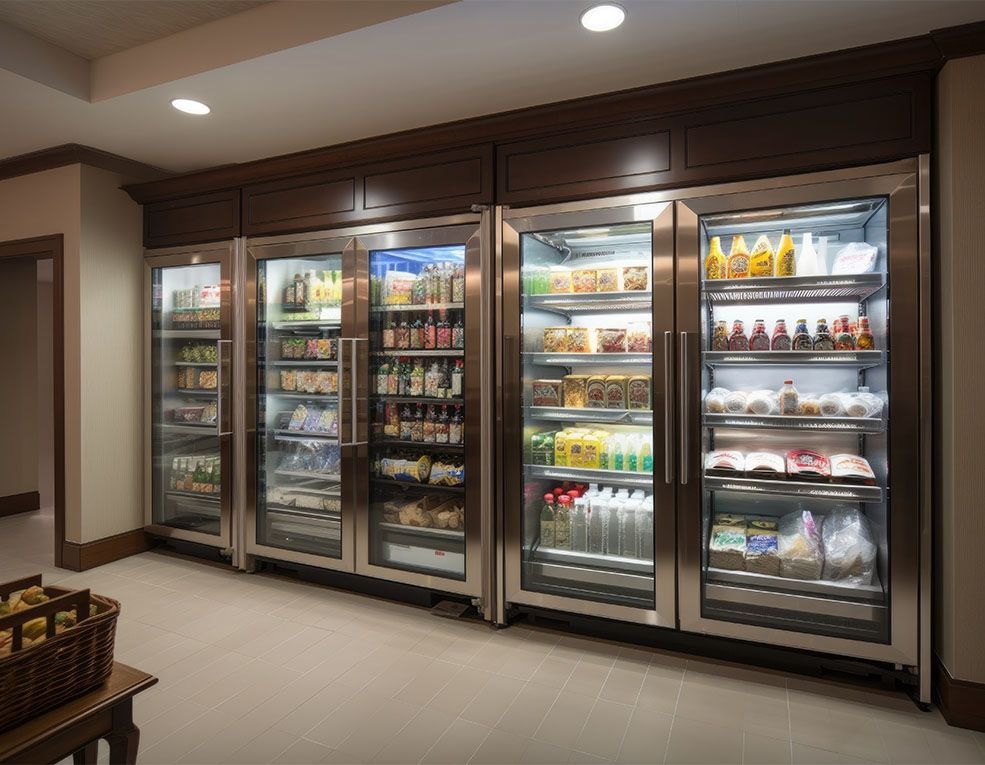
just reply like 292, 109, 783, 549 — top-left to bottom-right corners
499, 199, 677, 627
244, 232, 358, 574
144, 241, 235, 550
351, 216, 485, 599
675, 158, 924, 668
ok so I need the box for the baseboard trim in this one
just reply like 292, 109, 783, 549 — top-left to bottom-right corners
0, 490, 40, 518
61, 528, 153, 572
934, 654, 985, 732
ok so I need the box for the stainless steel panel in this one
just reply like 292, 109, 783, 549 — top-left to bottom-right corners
917, 153, 932, 703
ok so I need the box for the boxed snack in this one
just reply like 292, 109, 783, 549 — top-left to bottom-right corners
530, 431, 556, 465
586, 376, 607, 408
548, 268, 572, 294
744, 519, 780, 576
596, 268, 619, 292
627, 376, 651, 410
604, 375, 628, 409
821, 506, 876, 584
705, 450, 744, 475
316, 371, 337, 395
626, 322, 651, 353
305, 339, 319, 360
744, 452, 785, 478
531, 379, 563, 407
566, 326, 592, 353
562, 375, 589, 408
709, 514, 746, 570
778, 509, 823, 580
622, 266, 649, 291
786, 450, 830, 481
543, 327, 568, 353
596, 328, 627, 353
829, 454, 876, 485
571, 269, 598, 293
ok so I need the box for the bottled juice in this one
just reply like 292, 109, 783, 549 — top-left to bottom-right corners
791, 318, 813, 351
611, 435, 625, 471
749, 319, 770, 351
775, 229, 796, 276
728, 320, 749, 351
771, 319, 791, 351
856, 316, 876, 349
711, 320, 729, 351
813, 318, 834, 351
641, 437, 653, 473
704, 236, 727, 280
835, 315, 855, 350
540, 494, 556, 548
726, 235, 750, 279
626, 435, 639, 472
749, 234, 775, 277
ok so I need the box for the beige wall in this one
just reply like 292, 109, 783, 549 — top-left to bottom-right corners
0, 257, 39, 499
935, 54, 985, 686
78, 165, 144, 541
37, 274, 54, 508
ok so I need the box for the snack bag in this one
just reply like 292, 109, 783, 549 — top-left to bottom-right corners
777, 509, 823, 580
821, 506, 877, 584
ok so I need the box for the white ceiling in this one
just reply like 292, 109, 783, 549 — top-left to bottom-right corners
2, 0, 985, 174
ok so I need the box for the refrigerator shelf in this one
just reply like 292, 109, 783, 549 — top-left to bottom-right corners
154, 329, 220, 339
371, 477, 465, 494
703, 474, 883, 502
175, 388, 217, 397
703, 350, 884, 368
378, 522, 464, 541
705, 567, 884, 603
525, 464, 653, 488
273, 430, 338, 443
526, 406, 652, 425
702, 412, 884, 434
524, 291, 652, 315
164, 490, 220, 505
266, 360, 338, 367
701, 273, 885, 304
372, 395, 464, 406
372, 349, 464, 357
266, 504, 340, 521
370, 302, 464, 313
268, 392, 339, 401
524, 352, 652, 367
535, 546, 653, 574
269, 318, 341, 329
159, 423, 216, 435
371, 440, 464, 451
174, 361, 217, 367
273, 469, 342, 483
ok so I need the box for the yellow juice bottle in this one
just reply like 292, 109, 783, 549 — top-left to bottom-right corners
704, 236, 727, 280
726, 235, 750, 279
749, 235, 775, 277
775, 229, 796, 277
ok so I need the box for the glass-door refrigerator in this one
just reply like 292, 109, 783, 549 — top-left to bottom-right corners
500, 200, 676, 626
676, 159, 927, 675
246, 215, 490, 603
145, 243, 234, 549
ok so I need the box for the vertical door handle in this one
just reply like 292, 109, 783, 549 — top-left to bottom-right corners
339, 337, 367, 447
663, 331, 674, 484
216, 339, 233, 437
679, 331, 689, 485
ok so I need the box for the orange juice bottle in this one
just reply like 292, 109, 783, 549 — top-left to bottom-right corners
775, 229, 796, 277
704, 236, 727, 280
749, 235, 775, 277
726, 235, 750, 279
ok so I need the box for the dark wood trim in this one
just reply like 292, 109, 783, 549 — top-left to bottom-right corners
144, 190, 240, 248
931, 20, 985, 60
934, 654, 985, 732
60, 529, 153, 572
0, 144, 167, 184
0, 491, 40, 518
0, 235, 65, 568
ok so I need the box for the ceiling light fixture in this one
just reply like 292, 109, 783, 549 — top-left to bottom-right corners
171, 98, 211, 115
580, 3, 626, 32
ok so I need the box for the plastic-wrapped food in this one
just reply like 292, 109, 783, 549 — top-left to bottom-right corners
596, 328, 627, 353
778, 509, 823, 580
821, 506, 877, 584
302, 410, 322, 432
280, 370, 297, 391
586, 376, 607, 408
572, 269, 598, 293
819, 393, 846, 417
626, 322, 651, 353
604, 376, 627, 409
381, 455, 432, 483
799, 396, 822, 416
317, 339, 334, 360
786, 449, 830, 481
316, 371, 337, 394
384, 271, 415, 305
627, 376, 651, 410
744, 452, 785, 478
543, 327, 568, 353
563, 375, 589, 408
548, 268, 572, 294
830, 242, 878, 275
316, 409, 337, 435
856, 388, 884, 418
704, 387, 729, 413
288, 405, 308, 431
596, 268, 619, 292
829, 454, 876, 485
429, 501, 464, 530
429, 461, 465, 486
724, 390, 748, 413
622, 266, 649, 291
200, 402, 217, 424
199, 370, 217, 389
746, 390, 777, 415
530, 431, 556, 465
709, 514, 746, 570
566, 327, 592, 353
531, 380, 563, 407
304, 339, 319, 360
744, 519, 780, 576
705, 450, 744, 475
844, 395, 871, 418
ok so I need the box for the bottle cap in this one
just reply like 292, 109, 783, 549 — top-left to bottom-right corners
543, 494, 554, 502
784, 380, 793, 385
566, 490, 581, 499
558, 495, 571, 506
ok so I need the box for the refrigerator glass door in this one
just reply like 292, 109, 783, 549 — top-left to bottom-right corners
150, 260, 229, 541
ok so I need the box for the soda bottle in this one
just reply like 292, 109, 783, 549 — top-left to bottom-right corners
705, 236, 727, 280
728, 320, 749, 351
791, 318, 813, 351
540, 494, 556, 549
711, 320, 729, 351
813, 318, 835, 351
856, 316, 876, 350
771, 319, 791, 351
726, 235, 750, 279
775, 229, 796, 277
749, 319, 770, 351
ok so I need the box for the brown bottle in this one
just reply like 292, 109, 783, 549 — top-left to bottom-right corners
711, 320, 729, 351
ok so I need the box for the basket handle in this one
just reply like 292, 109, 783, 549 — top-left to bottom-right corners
0, 574, 43, 601
0, 588, 92, 653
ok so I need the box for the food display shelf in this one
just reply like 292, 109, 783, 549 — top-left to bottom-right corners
524, 464, 653, 488
703, 474, 883, 502
702, 413, 884, 434
164, 490, 220, 504
175, 388, 217, 397
526, 406, 652, 425
268, 392, 339, 401
701, 273, 885, 304
272, 430, 339, 443
373, 396, 464, 406
154, 329, 220, 339
370, 477, 465, 494
267, 360, 338, 367
535, 546, 653, 573
273, 470, 341, 483
524, 352, 651, 367
159, 423, 216, 435
371, 350, 464, 357
269, 318, 340, 329
267, 510, 341, 541
703, 350, 884, 368
369, 302, 464, 313
266, 504, 341, 520
378, 522, 464, 541
524, 291, 652, 315
705, 567, 884, 603
371, 440, 464, 451
174, 361, 217, 367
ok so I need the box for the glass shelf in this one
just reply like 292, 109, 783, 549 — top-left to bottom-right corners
372, 349, 463, 357
154, 329, 220, 339
369, 302, 463, 313
272, 430, 338, 443
703, 474, 883, 502
370, 476, 465, 494
526, 406, 652, 425
702, 412, 884, 434
524, 291, 652, 315
703, 350, 883, 368
525, 352, 652, 366
705, 567, 885, 602
524, 464, 653, 488
701, 273, 885, 304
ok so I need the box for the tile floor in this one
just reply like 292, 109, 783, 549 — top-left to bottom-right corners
2, 509, 984, 765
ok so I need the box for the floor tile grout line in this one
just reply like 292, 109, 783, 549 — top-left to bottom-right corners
785, 677, 794, 765
660, 660, 689, 765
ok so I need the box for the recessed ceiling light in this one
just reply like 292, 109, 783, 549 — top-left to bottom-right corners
171, 98, 210, 115
580, 3, 626, 32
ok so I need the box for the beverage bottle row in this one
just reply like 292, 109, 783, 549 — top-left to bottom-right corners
370, 262, 465, 306
539, 483, 654, 560
282, 270, 342, 309
711, 316, 875, 352
169, 456, 221, 494
705, 230, 827, 279
376, 402, 464, 445
375, 359, 464, 398
380, 310, 464, 350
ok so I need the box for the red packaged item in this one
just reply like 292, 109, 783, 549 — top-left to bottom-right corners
785, 449, 831, 481
596, 328, 627, 353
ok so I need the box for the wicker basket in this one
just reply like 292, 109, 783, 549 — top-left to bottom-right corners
0, 574, 120, 733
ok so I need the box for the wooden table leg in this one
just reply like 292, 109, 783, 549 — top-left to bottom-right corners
73, 740, 99, 765
106, 698, 141, 765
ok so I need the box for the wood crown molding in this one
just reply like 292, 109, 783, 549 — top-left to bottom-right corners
930, 19, 985, 61
934, 654, 985, 733
0, 144, 168, 184
0, 491, 40, 518
61, 529, 153, 572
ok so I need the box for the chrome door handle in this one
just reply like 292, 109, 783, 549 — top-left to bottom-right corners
679, 331, 689, 485
216, 339, 232, 437
663, 331, 674, 485
339, 337, 367, 447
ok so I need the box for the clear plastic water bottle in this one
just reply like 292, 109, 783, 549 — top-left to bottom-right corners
608, 498, 624, 556
637, 498, 654, 561
571, 498, 588, 553
588, 497, 607, 554
620, 500, 639, 558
